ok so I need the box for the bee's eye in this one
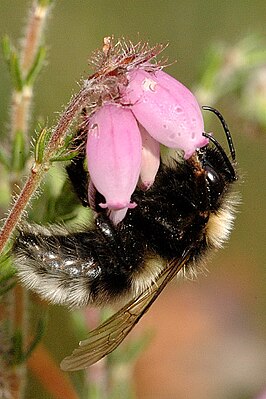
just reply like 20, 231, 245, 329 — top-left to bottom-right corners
204, 164, 225, 206
205, 165, 220, 185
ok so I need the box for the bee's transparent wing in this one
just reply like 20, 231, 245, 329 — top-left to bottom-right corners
60, 253, 190, 371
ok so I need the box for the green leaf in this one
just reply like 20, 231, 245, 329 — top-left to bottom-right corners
25, 46, 46, 86
198, 45, 224, 91
11, 329, 24, 364
1, 35, 12, 63
43, 179, 82, 223
11, 130, 27, 172
0, 250, 17, 296
22, 315, 48, 362
0, 268, 16, 285
1, 35, 23, 91
38, 0, 54, 6
11, 315, 48, 365
50, 151, 79, 162
0, 249, 16, 279
10, 51, 23, 92
34, 127, 50, 163
246, 48, 266, 68
0, 280, 16, 296
0, 147, 10, 169
50, 133, 79, 162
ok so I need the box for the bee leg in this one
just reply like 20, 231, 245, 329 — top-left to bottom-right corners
66, 152, 90, 208
66, 151, 106, 212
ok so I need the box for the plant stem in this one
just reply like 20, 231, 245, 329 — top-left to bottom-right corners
0, 81, 94, 254
0, 163, 44, 254
11, 88, 32, 142
0, 2, 52, 399
21, 1, 50, 72
11, 1, 51, 144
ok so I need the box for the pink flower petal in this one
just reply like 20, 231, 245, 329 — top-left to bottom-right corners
124, 68, 208, 159
86, 104, 142, 212
138, 123, 160, 190
109, 208, 131, 225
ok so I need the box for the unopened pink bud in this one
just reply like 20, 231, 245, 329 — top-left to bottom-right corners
138, 123, 160, 190
124, 68, 208, 159
86, 104, 142, 213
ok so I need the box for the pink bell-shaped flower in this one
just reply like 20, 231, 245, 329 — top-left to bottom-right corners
138, 123, 160, 190
124, 68, 208, 159
86, 104, 142, 213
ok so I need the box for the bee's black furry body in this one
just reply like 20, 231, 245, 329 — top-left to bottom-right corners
14, 142, 238, 308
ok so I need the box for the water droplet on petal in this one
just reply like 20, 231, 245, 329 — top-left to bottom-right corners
142, 78, 157, 92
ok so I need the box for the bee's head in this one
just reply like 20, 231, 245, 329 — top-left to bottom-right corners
198, 106, 237, 210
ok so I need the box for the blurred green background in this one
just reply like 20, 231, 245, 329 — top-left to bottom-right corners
0, 1, 266, 399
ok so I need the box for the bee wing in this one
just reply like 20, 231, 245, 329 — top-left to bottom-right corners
60, 251, 190, 371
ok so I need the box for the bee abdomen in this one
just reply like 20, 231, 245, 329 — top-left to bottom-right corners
14, 227, 99, 307
13, 218, 150, 308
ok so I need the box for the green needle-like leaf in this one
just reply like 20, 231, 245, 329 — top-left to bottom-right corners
11, 130, 27, 172
1, 35, 12, 63
10, 52, 23, 92
34, 127, 50, 163
25, 46, 46, 86
22, 315, 48, 362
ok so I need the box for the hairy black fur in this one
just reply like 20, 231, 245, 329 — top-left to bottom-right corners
13, 141, 237, 307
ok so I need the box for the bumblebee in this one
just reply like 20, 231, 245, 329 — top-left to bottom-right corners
13, 107, 239, 371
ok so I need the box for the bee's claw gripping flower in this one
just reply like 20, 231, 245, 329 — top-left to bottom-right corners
123, 68, 208, 159
86, 104, 142, 217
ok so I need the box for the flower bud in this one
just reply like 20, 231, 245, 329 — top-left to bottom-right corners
86, 104, 142, 212
124, 68, 208, 159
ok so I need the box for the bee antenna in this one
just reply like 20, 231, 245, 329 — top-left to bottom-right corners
203, 132, 237, 181
202, 106, 236, 161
